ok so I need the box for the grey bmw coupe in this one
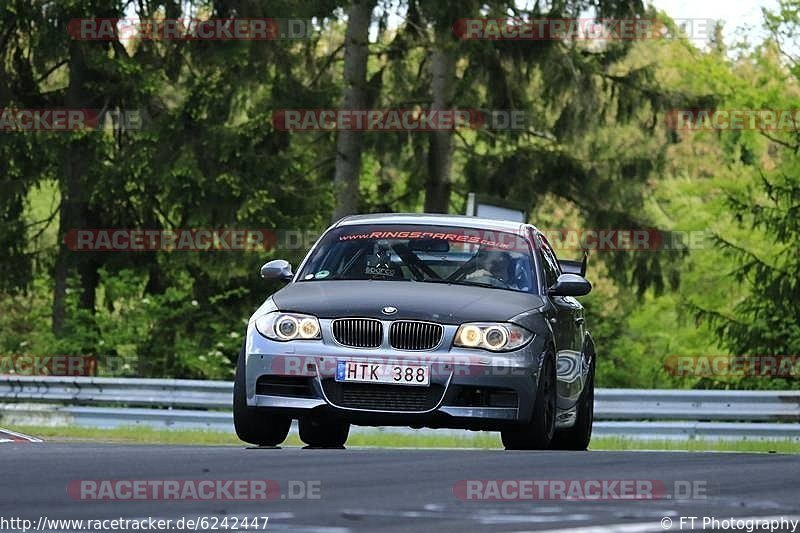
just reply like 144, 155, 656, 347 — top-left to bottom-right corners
234, 213, 595, 450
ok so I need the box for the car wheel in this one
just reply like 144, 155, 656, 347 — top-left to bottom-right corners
501, 350, 556, 450
233, 346, 291, 446
550, 358, 594, 451
298, 416, 350, 448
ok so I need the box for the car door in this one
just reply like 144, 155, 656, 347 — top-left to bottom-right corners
535, 232, 581, 354
548, 243, 585, 350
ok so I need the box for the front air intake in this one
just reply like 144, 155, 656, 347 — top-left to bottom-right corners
331, 318, 383, 348
389, 321, 443, 351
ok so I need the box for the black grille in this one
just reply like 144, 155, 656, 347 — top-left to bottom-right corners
256, 376, 315, 398
332, 318, 383, 348
322, 380, 444, 412
450, 385, 519, 408
389, 321, 443, 350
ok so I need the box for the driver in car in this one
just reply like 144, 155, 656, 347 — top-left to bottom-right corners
466, 251, 512, 288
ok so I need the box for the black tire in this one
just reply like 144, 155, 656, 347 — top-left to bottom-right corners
550, 358, 594, 450
233, 346, 291, 446
501, 350, 557, 450
298, 416, 350, 448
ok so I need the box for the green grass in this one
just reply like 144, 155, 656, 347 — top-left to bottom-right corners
7, 425, 800, 452
8, 425, 503, 448
590, 437, 800, 454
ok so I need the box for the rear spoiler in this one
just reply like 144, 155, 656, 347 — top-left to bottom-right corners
558, 250, 588, 277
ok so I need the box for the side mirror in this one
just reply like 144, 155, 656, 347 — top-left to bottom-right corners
260, 259, 293, 282
548, 273, 592, 297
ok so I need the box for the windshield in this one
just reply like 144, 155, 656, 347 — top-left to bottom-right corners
298, 224, 536, 293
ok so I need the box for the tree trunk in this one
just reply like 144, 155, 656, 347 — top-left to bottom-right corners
424, 44, 456, 213
53, 41, 91, 335
331, 0, 375, 221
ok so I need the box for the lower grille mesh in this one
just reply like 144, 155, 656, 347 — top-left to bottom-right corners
322, 380, 444, 412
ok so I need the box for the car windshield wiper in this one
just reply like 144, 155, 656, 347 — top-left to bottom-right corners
415, 278, 510, 291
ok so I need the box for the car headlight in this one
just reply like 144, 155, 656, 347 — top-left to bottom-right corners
255, 311, 321, 341
454, 322, 533, 352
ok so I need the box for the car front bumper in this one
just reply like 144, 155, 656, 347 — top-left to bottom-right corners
244, 318, 581, 430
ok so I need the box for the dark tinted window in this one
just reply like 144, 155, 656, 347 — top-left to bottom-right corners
537, 234, 561, 288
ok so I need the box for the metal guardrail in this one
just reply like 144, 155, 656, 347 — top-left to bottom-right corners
1, 376, 799, 440
596, 388, 800, 422
0, 376, 231, 408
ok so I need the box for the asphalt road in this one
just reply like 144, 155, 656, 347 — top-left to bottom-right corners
1, 444, 799, 532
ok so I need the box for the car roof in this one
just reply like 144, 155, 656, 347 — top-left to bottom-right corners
335, 213, 538, 236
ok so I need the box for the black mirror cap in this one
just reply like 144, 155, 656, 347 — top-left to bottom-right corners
558, 250, 588, 277
548, 273, 592, 297
260, 259, 293, 282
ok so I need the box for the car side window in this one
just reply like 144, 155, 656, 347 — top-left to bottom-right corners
537, 235, 561, 289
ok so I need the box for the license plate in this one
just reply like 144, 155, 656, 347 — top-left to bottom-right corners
335, 361, 430, 386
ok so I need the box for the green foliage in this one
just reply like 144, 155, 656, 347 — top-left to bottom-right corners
1, 0, 799, 390
684, 2, 800, 388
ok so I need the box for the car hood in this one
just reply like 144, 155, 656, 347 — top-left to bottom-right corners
271, 280, 544, 324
